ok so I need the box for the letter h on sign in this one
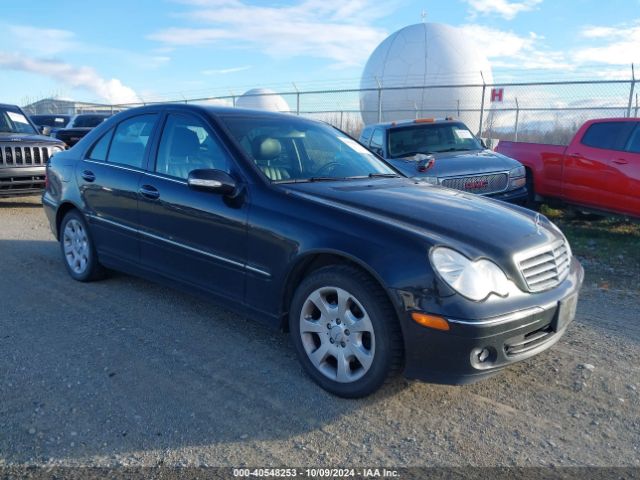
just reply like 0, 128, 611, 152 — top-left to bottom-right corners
491, 88, 504, 103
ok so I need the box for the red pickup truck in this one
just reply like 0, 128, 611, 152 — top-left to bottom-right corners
496, 118, 640, 218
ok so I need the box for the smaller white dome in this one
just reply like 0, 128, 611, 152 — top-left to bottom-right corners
236, 88, 290, 112
195, 97, 233, 107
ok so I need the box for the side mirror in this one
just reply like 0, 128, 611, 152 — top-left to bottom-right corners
40, 126, 52, 136
187, 169, 237, 196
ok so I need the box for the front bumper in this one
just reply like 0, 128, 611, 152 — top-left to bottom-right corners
0, 166, 46, 197
401, 258, 584, 385
486, 186, 528, 204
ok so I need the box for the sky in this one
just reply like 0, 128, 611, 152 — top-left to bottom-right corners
1, 0, 639, 106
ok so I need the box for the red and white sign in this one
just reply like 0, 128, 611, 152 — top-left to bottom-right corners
491, 88, 504, 102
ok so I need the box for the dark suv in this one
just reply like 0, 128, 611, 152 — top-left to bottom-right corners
0, 104, 66, 197
360, 119, 528, 203
43, 104, 583, 397
55, 113, 111, 147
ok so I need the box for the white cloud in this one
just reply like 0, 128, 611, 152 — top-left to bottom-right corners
461, 24, 572, 70
149, 0, 391, 67
576, 21, 640, 65
5, 24, 77, 56
464, 0, 543, 20
202, 65, 251, 75
0, 53, 140, 104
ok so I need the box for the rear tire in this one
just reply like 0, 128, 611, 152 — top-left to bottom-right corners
59, 210, 104, 282
289, 265, 403, 398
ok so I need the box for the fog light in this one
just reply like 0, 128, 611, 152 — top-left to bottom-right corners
477, 348, 491, 363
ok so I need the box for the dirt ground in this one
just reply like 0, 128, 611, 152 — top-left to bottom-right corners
1, 196, 638, 469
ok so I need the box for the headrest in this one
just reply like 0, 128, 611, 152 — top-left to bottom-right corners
252, 136, 282, 161
171, 127, 200, 157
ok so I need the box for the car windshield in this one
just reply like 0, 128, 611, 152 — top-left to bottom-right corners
388, 123, 483, 158
0, 107, 38, 135
72, 115, 108, 128
31, 115, 71, 127
220, 115, 399, 182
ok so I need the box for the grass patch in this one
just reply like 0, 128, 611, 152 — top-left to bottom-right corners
540, 205, 640, 289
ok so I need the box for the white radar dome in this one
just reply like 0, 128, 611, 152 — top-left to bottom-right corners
360, 23, 493, 128
236, 88, 290, 112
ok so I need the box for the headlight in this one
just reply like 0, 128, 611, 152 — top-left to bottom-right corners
430, 247, 510, 301
50, 146, 64, 155
509, 166, 526, 189
509, 166, 526, 178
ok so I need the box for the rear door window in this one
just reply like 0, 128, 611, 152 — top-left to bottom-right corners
581, 122, 636, 151
106, 114, 158, 169
625, 124, 640, 154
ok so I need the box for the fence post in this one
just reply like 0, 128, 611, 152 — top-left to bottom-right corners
375, 76, 382, 123
627, 64, 636, 118
293, 83, 300, 115
340, 111, 344, 130
478, 72, 486, 136
230, 90, 236, 107
457, 99, 460, 118
635, 93, 639, 117
514, 97, 520, 142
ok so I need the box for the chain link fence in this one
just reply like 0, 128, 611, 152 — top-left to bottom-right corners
24, 78, 638, 146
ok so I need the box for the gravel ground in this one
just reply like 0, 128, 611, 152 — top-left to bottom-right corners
1, 196, 639, 468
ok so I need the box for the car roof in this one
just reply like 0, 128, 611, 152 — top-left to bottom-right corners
363, 118, 462, 130
0, 103, 24, 110
111, 103, 323, 125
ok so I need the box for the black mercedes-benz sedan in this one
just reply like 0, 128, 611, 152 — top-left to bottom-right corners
43, 104, 583, 398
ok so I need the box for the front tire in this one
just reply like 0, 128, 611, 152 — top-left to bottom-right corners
289, 265, 403, 398
60, 210, 104, 282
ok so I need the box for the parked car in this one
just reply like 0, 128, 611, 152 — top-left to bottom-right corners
29, 114, 72, 136
496, 118, 640, 218
0, 104, 66, 197
43, 104, 583, 397
55, 113, 111, 147
359, 119, 528, 204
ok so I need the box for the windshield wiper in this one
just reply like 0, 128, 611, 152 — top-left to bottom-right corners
394, 151, 434, 159
435, 148, 474, 153
368, 173, 400, 178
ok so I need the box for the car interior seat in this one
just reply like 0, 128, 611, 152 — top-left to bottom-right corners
252, 136, 290, 181
166, 127, 202, 178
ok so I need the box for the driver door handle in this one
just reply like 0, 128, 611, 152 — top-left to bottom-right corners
613, 158, 628, 165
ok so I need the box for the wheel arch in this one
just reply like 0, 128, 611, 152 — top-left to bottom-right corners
55, 201, 82, 240
279, 249, 398, 332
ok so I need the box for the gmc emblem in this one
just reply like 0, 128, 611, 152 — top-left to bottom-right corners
464, 180, 489, 189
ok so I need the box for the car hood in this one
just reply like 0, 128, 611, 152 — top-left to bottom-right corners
386, 149, 520, 178
282, 178, 560, 263
0, 132, 63, 145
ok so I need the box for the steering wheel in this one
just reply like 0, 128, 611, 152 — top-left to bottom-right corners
314, 161, 341, 176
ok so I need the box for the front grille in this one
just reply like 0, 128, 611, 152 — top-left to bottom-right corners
440, 172, 508, 195
0, 144, 50, 167
517, 239, 570, 292
504, 323, 554, 356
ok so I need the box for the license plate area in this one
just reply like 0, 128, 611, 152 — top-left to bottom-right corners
552, 294, 578, 332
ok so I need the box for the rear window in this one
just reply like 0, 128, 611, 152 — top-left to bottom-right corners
31, 115, 70, 127
72, 115, 109, 128
581, 122, 636, 151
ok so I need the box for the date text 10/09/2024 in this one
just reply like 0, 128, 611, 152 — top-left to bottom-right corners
233, 468, 400, 478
